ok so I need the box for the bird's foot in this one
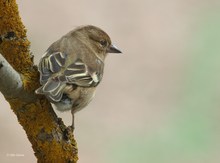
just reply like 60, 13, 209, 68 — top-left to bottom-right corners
64, 125, 74, 140
67, 125, 74, 133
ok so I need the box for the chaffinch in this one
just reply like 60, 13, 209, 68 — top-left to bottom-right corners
35, 25, 121, 130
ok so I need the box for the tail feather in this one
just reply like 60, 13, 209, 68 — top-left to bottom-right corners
35, 79, 66, 102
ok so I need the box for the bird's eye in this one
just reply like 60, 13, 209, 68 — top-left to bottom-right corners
100, 40, 107, 47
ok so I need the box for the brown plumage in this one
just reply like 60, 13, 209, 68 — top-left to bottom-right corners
35, 25, 121, 130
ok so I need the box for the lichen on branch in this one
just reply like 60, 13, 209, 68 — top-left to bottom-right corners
0, 0, 78, 162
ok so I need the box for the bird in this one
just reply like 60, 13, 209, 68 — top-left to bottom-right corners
35, 25, 122, 130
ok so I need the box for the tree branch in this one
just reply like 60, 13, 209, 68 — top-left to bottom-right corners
0, 53, 23, 98
0, 53, 36, 101
0, 0, 78, 162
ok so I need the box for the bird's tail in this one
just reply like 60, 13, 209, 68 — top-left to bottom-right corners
35, 79, 66, 102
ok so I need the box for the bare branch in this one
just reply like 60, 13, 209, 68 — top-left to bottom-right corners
0, 53, 36, 101
0, 53, 22, 98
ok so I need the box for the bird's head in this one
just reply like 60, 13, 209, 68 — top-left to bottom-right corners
75, 25, 122, 59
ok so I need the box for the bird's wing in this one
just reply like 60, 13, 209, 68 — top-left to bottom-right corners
63, 58, 101, 87
36, 51, 67, 102
38, 51, 66, 85
36, 51, 101, 102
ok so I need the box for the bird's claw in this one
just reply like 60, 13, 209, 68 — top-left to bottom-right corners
67, 125, 74, 133
63, 125, 74, 140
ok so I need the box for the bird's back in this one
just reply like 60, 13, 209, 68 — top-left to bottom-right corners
36, 30, 104, 103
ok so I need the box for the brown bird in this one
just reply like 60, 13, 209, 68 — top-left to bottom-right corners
35, 25, 122, 130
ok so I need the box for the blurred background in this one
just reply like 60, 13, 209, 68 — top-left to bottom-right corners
1, 0, 220, 162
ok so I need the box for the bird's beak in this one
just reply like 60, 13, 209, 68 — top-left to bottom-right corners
107, 44, 122, 53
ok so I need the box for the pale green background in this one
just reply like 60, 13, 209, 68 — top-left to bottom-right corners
1, 0, 220, 163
